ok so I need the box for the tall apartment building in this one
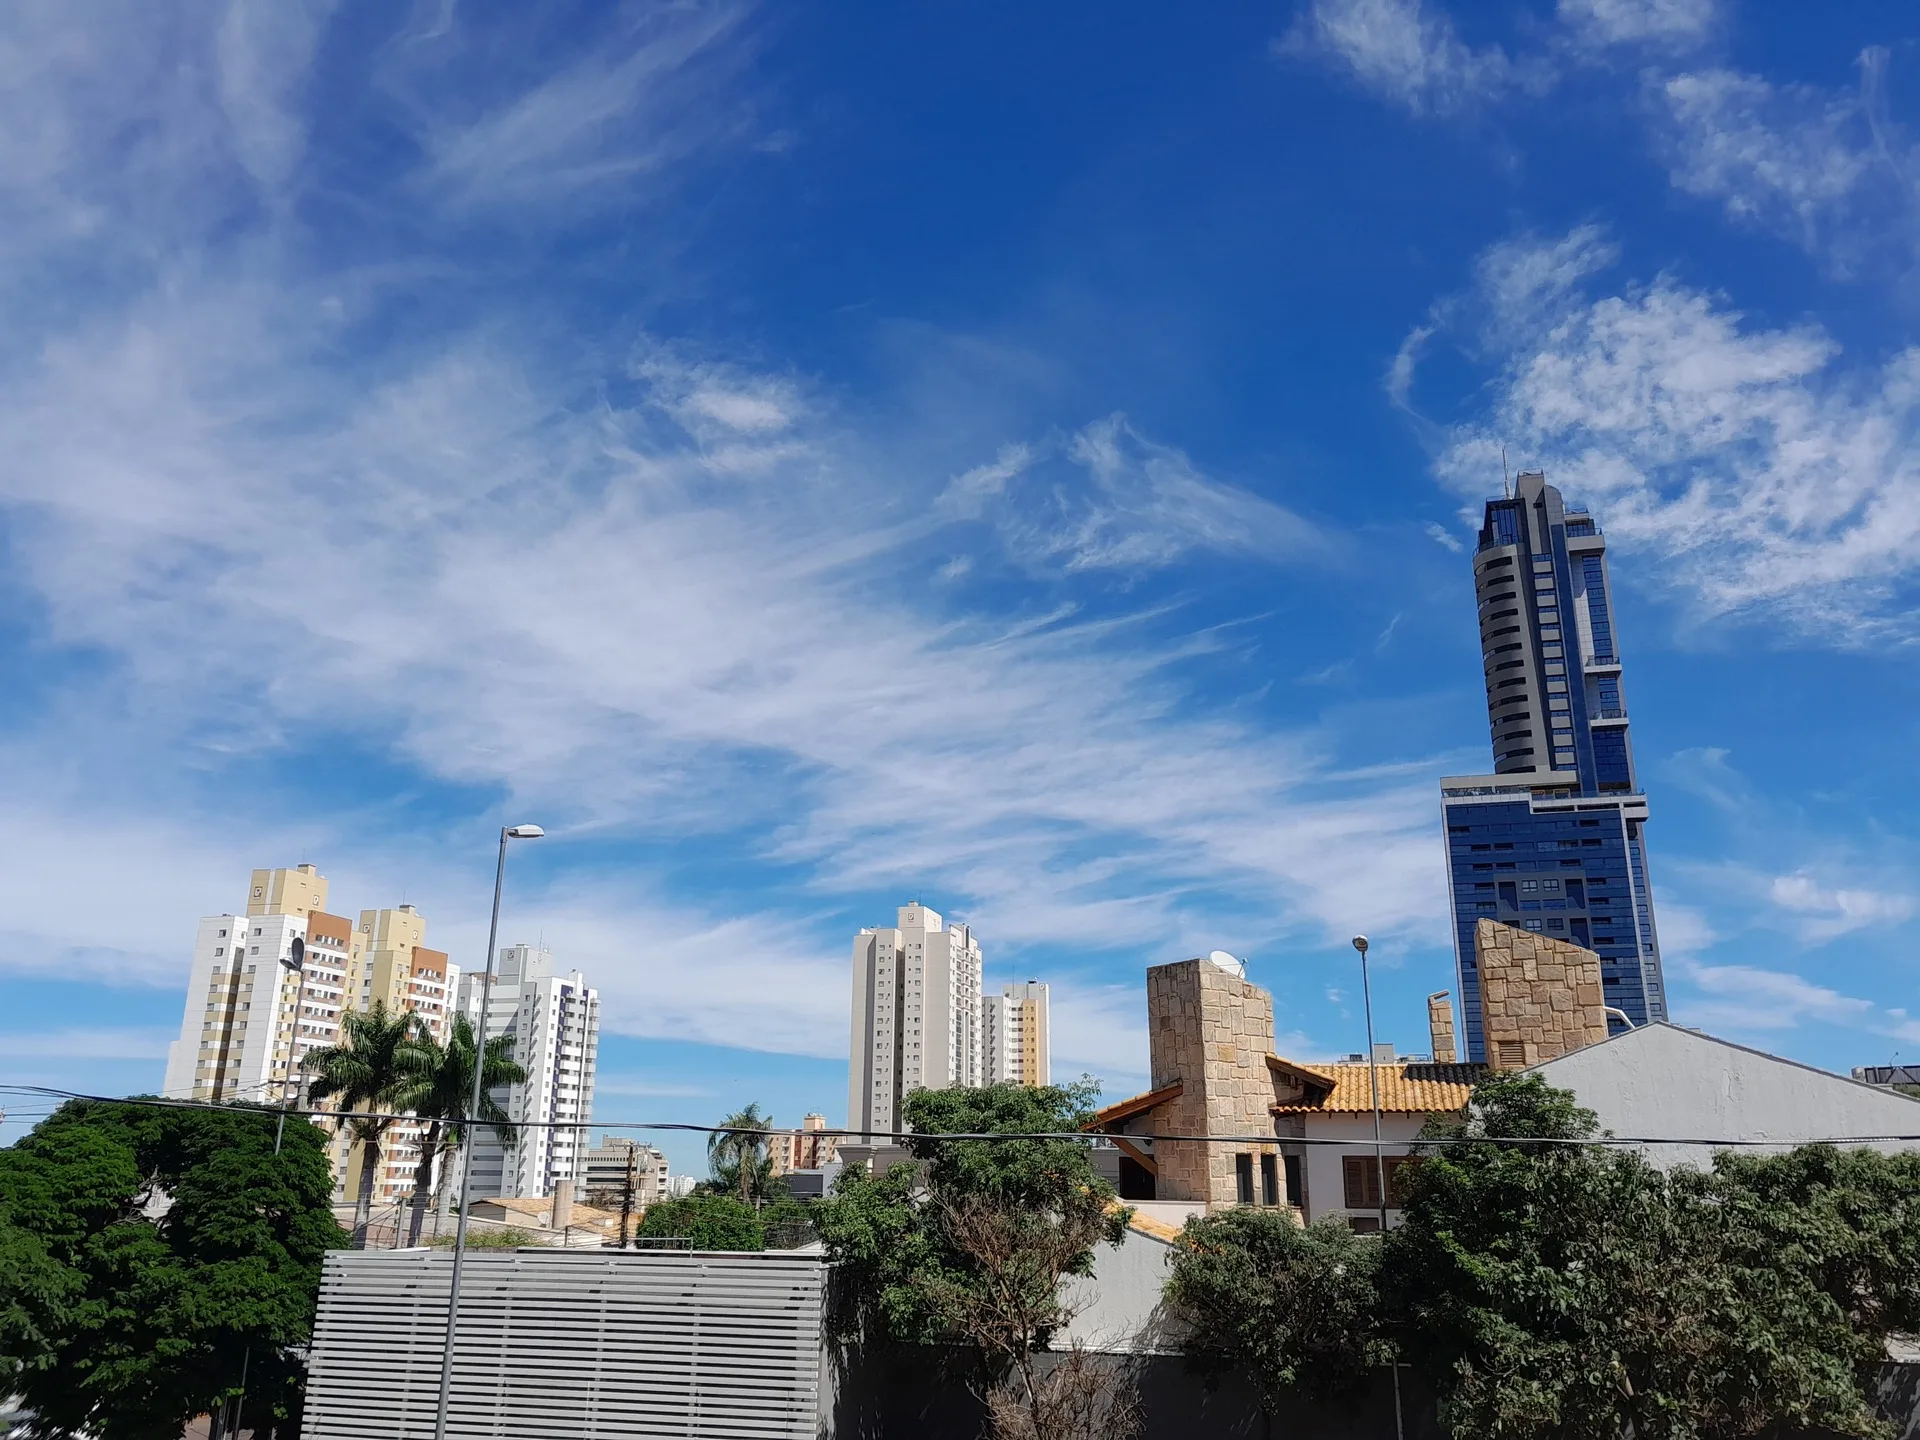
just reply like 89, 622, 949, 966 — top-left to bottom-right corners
847, 902, 984, 1140
1441, 471, 1668, 1062
162, 865, 351, 1106
455, 944, 601, 1201
984, 980, 1051, 1087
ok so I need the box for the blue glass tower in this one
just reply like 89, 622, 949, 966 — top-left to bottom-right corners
1441, 471, 1668, 1062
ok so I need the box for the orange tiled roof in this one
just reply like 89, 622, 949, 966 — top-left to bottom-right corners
1269, 1060, 1486, 1115
1085, 1081, 1183, 1129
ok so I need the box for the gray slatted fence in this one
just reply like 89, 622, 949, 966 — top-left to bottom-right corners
303, 1248, 825, 1438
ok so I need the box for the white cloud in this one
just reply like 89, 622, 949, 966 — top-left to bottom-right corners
1677, 960, 1874, 1033
0, 1028, 177, 1062
1279, 0, 1546, 117
416, 4, 749, 215
1557, 0, 1714, 49
1423, 521, 1463, 553
1651, 65, 1881, 262
1436, 230, 1920, 639
941, 417, 1324, 573
1768, 872, 1916, 943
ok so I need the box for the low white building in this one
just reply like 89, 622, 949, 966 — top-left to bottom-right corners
1531, 1023, 1920, 1170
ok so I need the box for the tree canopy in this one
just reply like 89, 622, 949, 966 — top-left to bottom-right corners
635, 1193, 765, 1251
0, 1098, 346, 1439
1163, 1072, 1920, 1440
816, 1080, 1134, 1440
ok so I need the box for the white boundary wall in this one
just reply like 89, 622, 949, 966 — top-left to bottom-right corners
304, 1248, 825, 1439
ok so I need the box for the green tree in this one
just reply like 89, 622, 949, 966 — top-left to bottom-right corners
389, 1012, 525, 1247
0, 1098, 347, 1439
1383, 1073, 1892, 1440
304, 1001, 434, 1247
635, 1193, 764, 1251
707, 1103, 773, 1205
1164, 1209, 1386, 1409
816, 1081, 1135, 1440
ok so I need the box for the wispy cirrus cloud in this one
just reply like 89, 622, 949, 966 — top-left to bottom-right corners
1278, 0, 1544, 117
0, 3, 1448, 1085
941, 414, 1326, 573
1420, 227, 1920, 640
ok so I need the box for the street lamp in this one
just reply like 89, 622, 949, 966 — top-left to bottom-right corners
1352, 934, 1404, 1440
434, 823, 544, 1440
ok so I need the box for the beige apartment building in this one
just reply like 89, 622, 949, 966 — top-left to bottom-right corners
847, 902, 985, 1142
768, 1113, 839, 1177
163, 865, 349, 1106
164, 865, 462, 1215
984, 980, 1051, 1087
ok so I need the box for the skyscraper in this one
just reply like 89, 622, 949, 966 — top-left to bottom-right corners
984, 980, 1051, 1087
456, 943, 601, 1200
1441, 471, 1668, 1062
847, 902, 984, 1140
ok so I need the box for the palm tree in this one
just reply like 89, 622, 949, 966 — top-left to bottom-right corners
708, 1103, 773, 1206
392, 1013, 525, 1247
306, 1001, 434, 1248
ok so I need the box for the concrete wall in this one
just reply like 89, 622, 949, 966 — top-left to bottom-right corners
1295, 1112, 1428, 1227
1533, 1023, 1920, 1170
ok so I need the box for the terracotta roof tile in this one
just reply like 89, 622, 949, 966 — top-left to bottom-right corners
1269, 1060, 1486, 1115
1086, 1081, 1183, 1129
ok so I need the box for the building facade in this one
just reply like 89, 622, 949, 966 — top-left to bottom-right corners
984, 979, 1051, 1087
162, 865, 463, 1210
1441, 471, 1669, 1062
456, 944, 602, 1201
1086, 954, 1482, 1228
581, 1136, 671, 1206
163, 864, 351, 1106
846, 902, 983, 1140
769, 1113, 839, 1177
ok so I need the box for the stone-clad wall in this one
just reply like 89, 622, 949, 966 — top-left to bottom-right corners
1427, 991, 1457, 1064
1146, 960, 1279, 1205
1473, 920, 1607, 1071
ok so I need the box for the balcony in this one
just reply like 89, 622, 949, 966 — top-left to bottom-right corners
1584, 654, 1621, 670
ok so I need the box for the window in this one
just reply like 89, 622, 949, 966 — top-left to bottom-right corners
1532, 558, 1554, 573
1542, 879, 1560, 893
1343, 1156, 1381, 1210
1546, 678, 1568, 692
1284, 1154, 1304, 1208
1261, 1154, 1280, 1207
1548, 920, 1565, 932
1540, 627, 1561, 640
1521, 880, 1538, 893
1524, 919, 1544, 931
1235, 1154, 1255, 1206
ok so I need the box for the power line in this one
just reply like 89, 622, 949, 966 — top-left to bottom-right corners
4, 1083, 1920, 1150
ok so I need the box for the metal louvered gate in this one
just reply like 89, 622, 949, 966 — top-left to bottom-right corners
303, 1248, 826, 1438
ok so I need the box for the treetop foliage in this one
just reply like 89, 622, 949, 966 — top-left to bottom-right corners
1165, 1072, 1920, 1440
0, 1098, 346, 1440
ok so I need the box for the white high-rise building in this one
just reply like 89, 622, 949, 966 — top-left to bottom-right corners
848, 902, 983, 1140
984, 980, 1051, 1087
162, 865, 355, 1106
456, 944, 601, 1200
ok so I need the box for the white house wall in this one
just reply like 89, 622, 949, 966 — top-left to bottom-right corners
1531, 1023, 1920, 1171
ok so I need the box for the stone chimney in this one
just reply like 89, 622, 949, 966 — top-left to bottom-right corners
1473, 920, 1608, 1071
1427, 991, 1457, 1064
1145, 956, 1280, 1207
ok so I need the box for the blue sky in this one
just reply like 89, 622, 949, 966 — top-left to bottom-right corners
3, 0, 1919, 1173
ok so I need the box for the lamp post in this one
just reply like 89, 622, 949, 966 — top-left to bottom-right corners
1352, 934, 1403, 1440
433, 823, 544, 1440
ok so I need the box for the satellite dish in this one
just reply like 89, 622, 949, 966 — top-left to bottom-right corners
1207, 949, 1246, 978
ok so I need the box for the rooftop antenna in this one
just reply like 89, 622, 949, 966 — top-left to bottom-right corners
1502, 444, 1512, 499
